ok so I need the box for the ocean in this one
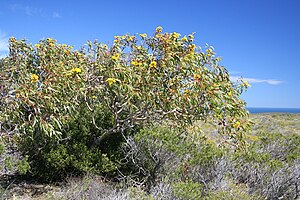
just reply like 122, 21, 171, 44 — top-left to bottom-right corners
247, 107, 300, 114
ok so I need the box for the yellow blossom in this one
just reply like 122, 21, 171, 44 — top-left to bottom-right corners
46, 38, 55, 42
35, 44, 41, 49
131, 61, 139, 66
9, 37, 17, 43
188, 34, 194, 39
189, 44, 196, 51
71, 67, 81, 73
106, 78, 117, 86
156, 26, 163, 33
64, 49, 70, 55
185, 53, 195, 60
206, 48, 213, 53
228, 91, 232, 97
243, 81, 250, 87
111, 53, 121, 61
172, 32, 180, 39
128, 36, 135, 41
193, 74, 201, 80
155, 34, 163, 38
233, 121, 241, 129
92, 95, 97, 99
15, 92, 20, 98
150, 61, 157, 68
75, 52, 83, 58
181, 36, 188, 42
139, 33, 147, 38
203, 67, 208, 71
103, 44, 108, 50
31, 74, 39, 83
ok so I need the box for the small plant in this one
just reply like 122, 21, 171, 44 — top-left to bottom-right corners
172, 179, 203, 199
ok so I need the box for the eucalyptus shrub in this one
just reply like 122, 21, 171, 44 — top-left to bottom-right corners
0, 27, 250, 180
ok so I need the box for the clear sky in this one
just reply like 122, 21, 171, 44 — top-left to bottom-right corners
1, 0, 299, 108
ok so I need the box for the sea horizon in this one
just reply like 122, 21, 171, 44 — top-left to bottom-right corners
246, 107, 300, 114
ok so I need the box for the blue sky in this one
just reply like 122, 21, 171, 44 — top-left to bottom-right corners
1, 0, 299, 108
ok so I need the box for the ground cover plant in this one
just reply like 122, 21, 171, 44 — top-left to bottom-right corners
1, 28, 299, 199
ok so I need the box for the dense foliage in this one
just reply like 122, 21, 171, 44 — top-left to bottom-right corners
0, 27, 250, 181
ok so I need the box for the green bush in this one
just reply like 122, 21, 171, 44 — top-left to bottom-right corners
172, 179, 203, 199
232, 131, 300, 199
0, 27, 250, 180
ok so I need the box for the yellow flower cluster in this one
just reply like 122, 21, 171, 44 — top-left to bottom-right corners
112, 53, 121, 61
46, 38, 56, 47
31, 74, 39, 83
189, 44, 196, 52
131, 60, 143, 67
242, 81, 250, 87
106, 78, 117, 86
188, 34, 194, 39
9, 37, 17, 43
139, 33, 147, 38
156, 26, 163, 33
114, 36, 120, 43
103, 44, 108, 50
206, 48, 214, 54
64, 49, 70, 55
47, 38, 55, 42
150, 61, 157, 68
185, 53, 195, 60
172, 32, 181, 39
128, 36, 135, 41
233, 121, 241, 129
155, 34, 163, 39
181, 36, 188, 42
71, 67, 81, 73
35, 44, 41, 49
193, 74, 201, 80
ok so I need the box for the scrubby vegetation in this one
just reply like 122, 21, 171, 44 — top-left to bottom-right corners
0, 28, 299, 199
1, 114, 299, 199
